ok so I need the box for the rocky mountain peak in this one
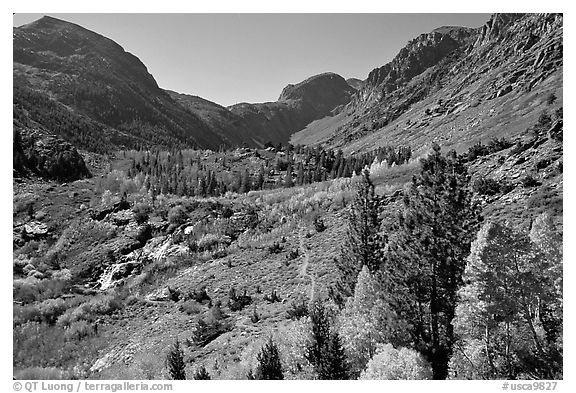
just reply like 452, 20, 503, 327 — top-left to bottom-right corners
278, 72, 355, 111
361, 27, 475, 103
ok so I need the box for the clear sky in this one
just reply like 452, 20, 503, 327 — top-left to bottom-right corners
13, 13, 490, 107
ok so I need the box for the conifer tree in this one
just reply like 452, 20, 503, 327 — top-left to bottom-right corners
337, 169, 384, 298
383, 144, 482, 379
166, 340, 186, 380
193, 365, 211, 380
254, 337, 284, 380
306, 302, 350, 379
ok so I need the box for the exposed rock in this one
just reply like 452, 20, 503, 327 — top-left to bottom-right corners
23, 221, 49, 238
13, 126, 91, 182
496, 85, 513, 97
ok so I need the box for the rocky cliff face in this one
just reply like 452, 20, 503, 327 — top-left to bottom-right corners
292, 13, 563, 154
358, 27, 476, 105
13, 121, 91, 182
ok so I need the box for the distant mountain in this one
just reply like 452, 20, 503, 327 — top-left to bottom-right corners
13, 17, 358, 154
13, 16, 228, 151
227, 72, 356, 144
292, 14, 563, 155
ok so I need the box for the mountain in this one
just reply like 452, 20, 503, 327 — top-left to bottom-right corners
226, 72, 357, 145
291, 14, 563, 156
13, 16, 228, 152
13, 17, 358, 154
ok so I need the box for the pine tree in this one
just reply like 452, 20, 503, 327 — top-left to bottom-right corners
166, 340, 186, 380
254, 337, 284, 380
193, 365, 211, 380
306, 302, 350, 379
326, 332, 349, 379
337, 169, 384, 298
383, 144, 482, 379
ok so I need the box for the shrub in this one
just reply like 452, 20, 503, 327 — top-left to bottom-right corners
535, 159, 551, 171
522, 175, 542, 188
264, 290, 281, 303
192, 318, 231, 347
287, 300, 308, 320
14, 367, 72, 380
466, 142, 489, 161
168, 205, 188, 227
186, 287, 211, 304
179, 300, 203, 315
57, 293, 122, 326
64, 320, 95, 341
268, 242, 283, 254
314, 217, 327, 232
133, 203, 152, 224
359, 344, 432, 380
287, 248, 299, 260
36, 298, 68, 325
228, 287, 252, 311
472, 177, 502, 196
250, 307, 260, 323
193, 365, 211, 380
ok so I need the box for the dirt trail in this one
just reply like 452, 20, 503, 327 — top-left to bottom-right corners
298, 229, 315, 306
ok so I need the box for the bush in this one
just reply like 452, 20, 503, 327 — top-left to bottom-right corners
192, 318, 231, 347
264, 290, 281, 303
64, 320, 95, 341
287, 300, 308, 320
133, 203, 152, 224
287, 248, 299, 260
268, 242, 283, 254
359, 344, 432, 380
36, 298, 68, 325
57, 293, 122, 326
314, 217, 327, 232
250, 307, 260, 323
466, 142, 489, 161
228, 287, 252, 312
193, 365, 211, 380
522, 175, 542, 188
168, 205, 188, 227
14, 367, 72, 380
179, 300, 203, 315
186, 286, 211, 304
472, 177, 502, 196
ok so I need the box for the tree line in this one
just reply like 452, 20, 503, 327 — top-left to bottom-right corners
121, 144, 412, 198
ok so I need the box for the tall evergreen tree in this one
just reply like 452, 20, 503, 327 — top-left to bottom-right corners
383, 144, 482, 379
336, 169, 384, 298
306, 302, 350, 379
166, 340, 186, 380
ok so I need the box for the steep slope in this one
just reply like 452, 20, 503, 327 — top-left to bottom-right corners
165, 91, 263, 147
228, 72, 356, 144
291, 14, 563, 157
13, 16, 227, 151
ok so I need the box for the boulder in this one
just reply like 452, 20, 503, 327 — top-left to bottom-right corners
496, 85, 513, 97
23, 221, 49, 238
